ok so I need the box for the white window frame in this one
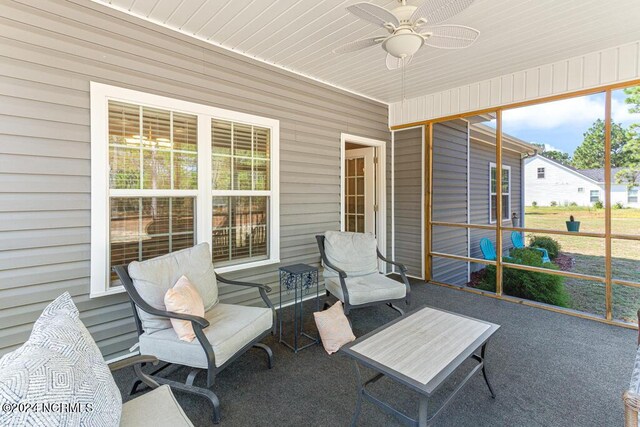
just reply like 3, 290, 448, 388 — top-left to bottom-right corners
629, 187, 639, 204
489, 162, 511, 224
578, 187, 585, 193
537, 167, 545, 179
90, 82, 280, 297
590, 190, 600, 203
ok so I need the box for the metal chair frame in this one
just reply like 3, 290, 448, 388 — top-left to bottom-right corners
315, 235, 411, 316
113, 265, 276, 424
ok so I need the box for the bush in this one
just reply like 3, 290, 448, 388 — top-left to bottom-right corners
550, 201, 558, 207
529, 235, 561, 260
614, 202, 625, 209
569, 201, 578, 207
477, 248, 570, 307
593, 200, 604, 209
531, 201, 538, 207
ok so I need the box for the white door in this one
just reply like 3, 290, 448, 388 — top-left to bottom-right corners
345, 147, 375, 234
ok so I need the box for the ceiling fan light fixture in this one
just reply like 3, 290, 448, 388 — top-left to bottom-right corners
382, 32, 424, 58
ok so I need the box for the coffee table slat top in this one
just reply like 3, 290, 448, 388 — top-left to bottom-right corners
345, 307, 499, 390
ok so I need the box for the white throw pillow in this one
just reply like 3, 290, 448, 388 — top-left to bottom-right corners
0, 292, 122, 426
164, 275, 205, 342
313, 301, 356, 354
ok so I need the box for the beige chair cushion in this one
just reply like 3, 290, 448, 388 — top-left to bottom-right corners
323, 231, 378, 278
121, 385, 193, 427
139, 303, 273, 368
313, 301, 355, 354
325, 273, 406, 306
164, 276, 205, 342
128, 243, 219, 334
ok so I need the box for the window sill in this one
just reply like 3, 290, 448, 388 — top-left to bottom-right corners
214, 258, 280, 274
90, 286, 126, 299
489, 219, 512, 225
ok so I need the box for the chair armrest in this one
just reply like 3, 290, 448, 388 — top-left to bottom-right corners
216, 274, 274, 313
216, 274, 272, 293
141, 307, 210, 329
109, 355, 161, 390
109, 355, 159, 372
112, 265, 210, 329
376, 249, 407, 273
315, 235, 347, 278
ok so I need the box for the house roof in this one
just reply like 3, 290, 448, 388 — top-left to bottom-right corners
470, 123, 537, 155
533, 155, 627, 183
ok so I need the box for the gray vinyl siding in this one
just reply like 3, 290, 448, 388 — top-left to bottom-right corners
469, 140, 522, 267
431, 120, 469, 285
0, 0, 389, 359
393, 127, 422, 278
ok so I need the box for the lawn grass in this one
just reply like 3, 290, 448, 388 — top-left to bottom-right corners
524, 206, 640, 322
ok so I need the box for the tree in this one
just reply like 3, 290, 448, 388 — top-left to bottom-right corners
572, 119, 631, 169
623, 86, 640, 165
530, 142, 572, 164
616, 166, 640, 189
542, 150, 572, 164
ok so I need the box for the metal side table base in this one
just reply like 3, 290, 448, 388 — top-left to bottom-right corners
278, 264, 320, 353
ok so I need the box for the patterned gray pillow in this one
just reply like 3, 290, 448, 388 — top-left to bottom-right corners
0, 292, 122, 426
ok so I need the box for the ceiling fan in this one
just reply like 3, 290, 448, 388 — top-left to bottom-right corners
334, 0, 480, 70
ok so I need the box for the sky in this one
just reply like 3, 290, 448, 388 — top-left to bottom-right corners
490, 88, 640, 156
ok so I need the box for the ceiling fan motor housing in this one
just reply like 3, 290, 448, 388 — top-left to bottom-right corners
391, 4, 418, 24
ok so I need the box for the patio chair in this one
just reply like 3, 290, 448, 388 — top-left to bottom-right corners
316, 231, 410, 316
623, 310, 640, 427
113, 243, 275, 424
511, 232, 551, 263
114, 356, 194, 426
479, 238, 513, 262
0, 292, 193, 426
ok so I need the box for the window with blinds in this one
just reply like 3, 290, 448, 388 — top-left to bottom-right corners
489, 163, 511, 223
211, 120, 271, 265
91, 83, 279, 297
107, 101, 198, 286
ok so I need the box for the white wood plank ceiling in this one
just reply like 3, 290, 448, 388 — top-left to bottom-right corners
94, 0, 640, 103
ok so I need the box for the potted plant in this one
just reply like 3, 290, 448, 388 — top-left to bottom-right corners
566, 215, 580, 232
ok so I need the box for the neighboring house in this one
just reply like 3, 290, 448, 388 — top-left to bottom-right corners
524, 155, 639, 207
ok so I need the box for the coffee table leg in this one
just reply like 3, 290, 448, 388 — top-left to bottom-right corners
418, 395, 429, 427
481, 342, 496, 398
350, 361, 364, 427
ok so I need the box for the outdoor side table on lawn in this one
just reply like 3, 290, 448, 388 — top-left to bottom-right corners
278, 263, 320, 352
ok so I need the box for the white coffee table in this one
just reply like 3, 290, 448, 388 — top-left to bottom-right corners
341, 306, 500, 427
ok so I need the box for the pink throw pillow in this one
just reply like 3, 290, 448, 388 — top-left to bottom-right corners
164, 275, 205, 342
313, 301, 356, 354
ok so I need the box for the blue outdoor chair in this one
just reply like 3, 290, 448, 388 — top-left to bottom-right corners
511, 232, 551, 263
480, 238, 513, 262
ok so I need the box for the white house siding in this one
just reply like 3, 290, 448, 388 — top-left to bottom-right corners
524, 157, 640, 207
524, 157, 600, 206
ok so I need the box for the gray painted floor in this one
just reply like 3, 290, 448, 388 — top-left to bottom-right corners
112, 281, 636, 426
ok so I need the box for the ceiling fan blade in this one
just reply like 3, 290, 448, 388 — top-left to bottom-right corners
411, 0, 475, 25
386, 53, 413, 71
333, 36, 385, 54
422, 25, 479, 49
347, 2, 400, 28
